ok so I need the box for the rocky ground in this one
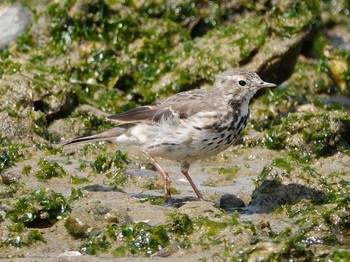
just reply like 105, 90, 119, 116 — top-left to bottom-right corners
0, 0, 350, 261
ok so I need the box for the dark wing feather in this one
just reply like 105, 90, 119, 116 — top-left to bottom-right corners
62, 124, 134, 145
107, 106, 177, 123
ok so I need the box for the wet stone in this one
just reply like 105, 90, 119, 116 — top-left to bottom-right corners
219, 193, 245, 210
1, 170, 21, 185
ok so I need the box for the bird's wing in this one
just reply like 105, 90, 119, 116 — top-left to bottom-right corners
107, 106, 159, 122
107, 89, 214, 123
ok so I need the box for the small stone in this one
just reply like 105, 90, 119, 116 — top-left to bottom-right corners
154, 243, 179, 257
220, 194, 245, 210
64, 216, 95, 238
1, 170, 21, 184
58, 251, 82, 258
105, 209, 132, 224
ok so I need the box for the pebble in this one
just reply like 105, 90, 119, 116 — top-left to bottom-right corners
219, 193, 245, 210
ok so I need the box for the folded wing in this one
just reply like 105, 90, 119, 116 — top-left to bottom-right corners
107, 89, 213, 123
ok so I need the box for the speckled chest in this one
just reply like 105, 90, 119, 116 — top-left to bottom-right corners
200, 99, 249, 154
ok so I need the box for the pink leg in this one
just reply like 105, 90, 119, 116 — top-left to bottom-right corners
143, 151, 171, 199
181, 161, 204, 201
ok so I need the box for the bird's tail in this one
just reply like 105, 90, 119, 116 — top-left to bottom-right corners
62, 123, 135, 146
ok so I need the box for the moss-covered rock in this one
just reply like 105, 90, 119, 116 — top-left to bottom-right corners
244, 153, 350, 260
264, 111, 350, 160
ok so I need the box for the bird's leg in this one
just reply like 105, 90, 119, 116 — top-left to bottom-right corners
152, 178, 165, 188
143, 154, 166, 189
143, 151, 171, 199
181, 161, 204, 201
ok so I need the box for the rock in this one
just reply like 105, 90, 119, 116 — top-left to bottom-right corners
249, 162, 326, 213
29, 81, 77, 123
64, 215, 97, 239
0, 110, 44, 145
58, 250, 82, 258
0, 75, 35, 112
263, 111, 350, 158
219, 193, 245, 210
248, 154, 350, 213
1, 170, 21, 185
0, 3, 32, 50
48, 105, 109, 142
244, 29, 310, 84
151, 3, 313, 94
154, 243, 179, 257
177, 201, 222, 220
104, 209, 132, 224
0, 74, 78, 144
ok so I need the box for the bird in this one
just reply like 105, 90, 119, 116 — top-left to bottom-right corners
63, 68, 276, 201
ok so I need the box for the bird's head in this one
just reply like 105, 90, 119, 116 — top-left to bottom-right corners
214, 68, 276, 100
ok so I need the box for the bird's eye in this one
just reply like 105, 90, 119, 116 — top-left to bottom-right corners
238, 80, 246, 86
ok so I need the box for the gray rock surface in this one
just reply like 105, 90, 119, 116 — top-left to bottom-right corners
0, 2, 32, 50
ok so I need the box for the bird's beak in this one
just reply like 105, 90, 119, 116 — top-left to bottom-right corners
257, 81, 276, 89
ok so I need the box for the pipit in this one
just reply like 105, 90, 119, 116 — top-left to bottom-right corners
64, 68, 276, 201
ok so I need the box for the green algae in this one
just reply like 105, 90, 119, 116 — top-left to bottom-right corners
105, 170, 129, 188
21, 165, 32, 175
35, 158, 67, 180
118, 222, 169, 256
76, 212, 193, 257
80, 224, 112, 255
82, 142, 108, 156
80, 222, 170, 256
246, 155, 350, 260
330, 249, 350, 260
40, 0, 191, 104
158, 17, 270, 94
168, 213, 193, 236
250, 39, 349, 132
0, 141, 24, 172
6, 188, 69, 226
191, 215, 256, 254
138, 195, 166, 206
0, 184, 19, 199
144, 181, 180, 198
218, 167, 240, 179
264, 111, 350, 160
90, 150, 127, 174
88, 150, 129, 188
204, 166, 241, 187
250, 59, 339, 131
77, 211, 246, 257
269, 1, 316, 37
253, 157, 324, 206
69, 175, 88, 185
69, 187, 84, 201
0, 0, 317, 114
1, 229, 46, 248
64, 216, 92, 239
